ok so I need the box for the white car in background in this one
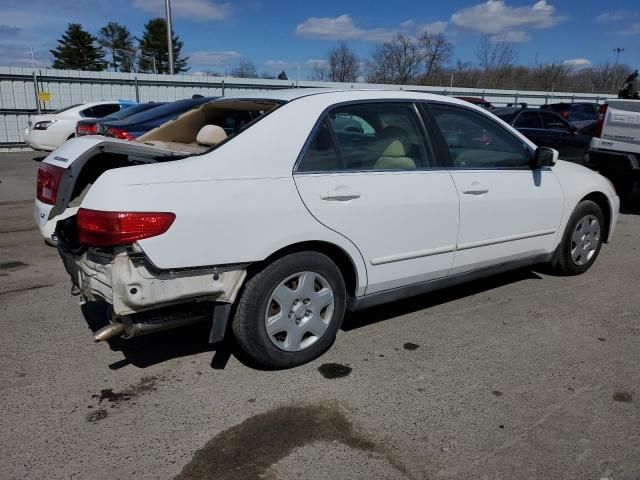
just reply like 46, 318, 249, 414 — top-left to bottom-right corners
25, 101, 124, 151
34, 89, 619, 368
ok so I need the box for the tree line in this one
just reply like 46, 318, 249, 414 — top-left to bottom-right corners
48, 22, 632, 93
306, 34, 632, 94
50, 20, 188, 74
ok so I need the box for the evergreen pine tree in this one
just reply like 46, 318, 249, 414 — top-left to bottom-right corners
98, 22, 135, 72
51, 23, 106, 71
137, 18, 189, 74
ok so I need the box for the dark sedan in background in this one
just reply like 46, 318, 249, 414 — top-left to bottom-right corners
102, 96, 218, 140
494, 107, 592, 163
75, 102, 165, 136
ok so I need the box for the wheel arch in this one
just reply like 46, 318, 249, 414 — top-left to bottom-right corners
579, 191, 612, 242
247, 240, 361, 298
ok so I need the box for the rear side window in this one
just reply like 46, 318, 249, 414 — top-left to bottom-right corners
514, 112, 542, 129
82, 104, 121, 118
297, 119, 341, 172
430, 104, 530, 169
297, 102, 432, 172
329, 103, 431, 170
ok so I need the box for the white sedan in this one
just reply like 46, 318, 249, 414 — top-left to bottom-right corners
34, 89, 619, 368
25, 101, 124, 151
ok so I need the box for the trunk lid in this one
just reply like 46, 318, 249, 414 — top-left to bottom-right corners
35, 137, 189, 241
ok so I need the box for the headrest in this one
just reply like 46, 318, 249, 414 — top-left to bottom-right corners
196, 125, 227, 146
380, 140, 406, 158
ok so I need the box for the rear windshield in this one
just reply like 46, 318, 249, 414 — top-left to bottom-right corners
123, 98, 213, 123
106, 103, 165, 120
52, 104, 82, 114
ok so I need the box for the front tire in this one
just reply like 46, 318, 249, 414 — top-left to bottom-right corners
232, 251, 346, 369
551, 200, 604, 275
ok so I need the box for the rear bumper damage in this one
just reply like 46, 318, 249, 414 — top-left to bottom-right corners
58, 245, 246, 342
59, 247, 246, 317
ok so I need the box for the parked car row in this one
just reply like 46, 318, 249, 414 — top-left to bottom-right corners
25, 96, 218, 151
34, 89, 619, 368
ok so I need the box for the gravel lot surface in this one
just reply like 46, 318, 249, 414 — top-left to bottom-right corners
1, 152, 638, 479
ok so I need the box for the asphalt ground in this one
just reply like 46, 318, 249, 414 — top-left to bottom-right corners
1, 152, 638, 480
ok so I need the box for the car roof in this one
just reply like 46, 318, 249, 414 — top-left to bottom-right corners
218, 88, 481, 108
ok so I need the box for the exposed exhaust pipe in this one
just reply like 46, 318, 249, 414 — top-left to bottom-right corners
94, 322, 125, 342
93, 303, 213, 342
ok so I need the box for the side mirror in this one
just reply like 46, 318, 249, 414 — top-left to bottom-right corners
569, 124, 578, 133
531, 147, 558, 168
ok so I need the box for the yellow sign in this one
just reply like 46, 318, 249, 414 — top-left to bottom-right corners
37, 92, 51, 102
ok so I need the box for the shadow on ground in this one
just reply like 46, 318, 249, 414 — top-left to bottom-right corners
81, 267, 543, 371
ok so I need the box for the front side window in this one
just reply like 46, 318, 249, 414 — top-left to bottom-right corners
429, 104, 530, 169
514, 112, 542, 129
328, 103, 430, 170
541, 112, 570, 130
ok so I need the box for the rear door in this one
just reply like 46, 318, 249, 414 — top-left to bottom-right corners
294, 101, 460, 294
424, 102, 564, 275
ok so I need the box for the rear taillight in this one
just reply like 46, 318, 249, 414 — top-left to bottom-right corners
76, 123, 98, 136
76, 209, 176, 247
594, 104, 608, 138
106, 127, 135, 141
36, 163, 66, 205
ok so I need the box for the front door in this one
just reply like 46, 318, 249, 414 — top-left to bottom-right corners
294, 102, 460, 294
426, 103, 564, 275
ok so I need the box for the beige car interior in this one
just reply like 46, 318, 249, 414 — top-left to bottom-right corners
137, 100, 280, 154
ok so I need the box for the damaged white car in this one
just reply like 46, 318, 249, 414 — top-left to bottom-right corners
35, 90, 619, 368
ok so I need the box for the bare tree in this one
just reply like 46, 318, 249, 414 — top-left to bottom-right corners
533, 56, 573, 91
231, 60, 257, 78
327, 41, 359, 82
418, 32, 454, 81
367, 34, 422, 85
476, 36, 518, 88
309, 61, 329, 81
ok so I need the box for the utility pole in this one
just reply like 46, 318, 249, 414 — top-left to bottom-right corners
165, 0, 174, 75
613, 47, 624, 66
612, 48, 624, 92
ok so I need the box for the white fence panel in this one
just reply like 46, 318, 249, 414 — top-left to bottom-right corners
0, 66, 617, 148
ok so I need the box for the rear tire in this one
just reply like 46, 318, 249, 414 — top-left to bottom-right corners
232, 251, 346, 369
551, 200, 604, 275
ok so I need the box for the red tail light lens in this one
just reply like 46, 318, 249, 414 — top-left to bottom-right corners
36, 163, 66, 205
76, 123, 98, 136
594, 104, 608, 138
106, 127, 135, 141
77, 209, 176, 247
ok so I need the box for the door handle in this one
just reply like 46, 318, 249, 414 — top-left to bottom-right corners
461, 182, 489, 195
320, 186, 361, 201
